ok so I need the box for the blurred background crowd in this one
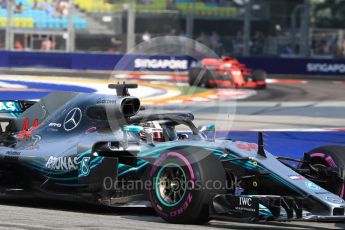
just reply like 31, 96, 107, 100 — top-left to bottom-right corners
0, 0, 345, 58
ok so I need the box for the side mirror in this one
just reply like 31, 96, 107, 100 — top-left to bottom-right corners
198, 124, 216, 141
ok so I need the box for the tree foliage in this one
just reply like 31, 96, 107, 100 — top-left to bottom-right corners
313, 0, 345, 28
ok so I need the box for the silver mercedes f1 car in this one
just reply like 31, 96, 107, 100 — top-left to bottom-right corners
0, 83, 345, 224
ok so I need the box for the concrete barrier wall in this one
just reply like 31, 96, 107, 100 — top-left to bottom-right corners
1, 51, 345, 76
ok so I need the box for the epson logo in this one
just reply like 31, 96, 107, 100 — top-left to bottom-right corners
134, 58, 188, 70
307, 63, 345, 73
239, 197, 252, 206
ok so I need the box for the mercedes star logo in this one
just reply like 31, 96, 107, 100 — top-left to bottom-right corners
63, 108, 82, 132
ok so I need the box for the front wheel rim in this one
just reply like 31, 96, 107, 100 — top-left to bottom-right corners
155, 163, 187, 207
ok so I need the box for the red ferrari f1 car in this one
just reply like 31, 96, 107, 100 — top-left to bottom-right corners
188, 56, 267, 89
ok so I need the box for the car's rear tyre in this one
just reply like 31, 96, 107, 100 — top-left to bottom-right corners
203, 69, 217, 88
148, 147, 227, 224
188, 67, 205, 87
302, 145, 345, 198
188, 67, 217, 88
252, 70, 267, 89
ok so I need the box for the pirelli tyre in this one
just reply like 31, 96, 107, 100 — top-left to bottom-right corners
302, 145, 345, 198
203, 69, 217, 88
252, 70, 267, 89
188, 67, 204, 87
148, 147, 227, 224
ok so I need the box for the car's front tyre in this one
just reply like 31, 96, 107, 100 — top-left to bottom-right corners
147, 147, 227, 224
302, 145, 345, 198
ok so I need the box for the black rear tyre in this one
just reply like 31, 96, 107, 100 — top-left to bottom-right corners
148, 147, 227, 224
188, 67, 217, 88
252, 70, 267, 89
204, 69, 217, 88
303, 145, 345, 198
188, 67, 204, 87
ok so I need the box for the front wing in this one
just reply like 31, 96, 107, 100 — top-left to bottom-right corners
210, 194, 345, 222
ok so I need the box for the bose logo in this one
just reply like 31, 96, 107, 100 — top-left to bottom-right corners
239, 197, 252, 206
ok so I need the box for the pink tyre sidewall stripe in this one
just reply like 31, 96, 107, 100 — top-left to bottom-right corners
309, 153, 325, 158
148, 151, 196, 218
310, 152, 344, 197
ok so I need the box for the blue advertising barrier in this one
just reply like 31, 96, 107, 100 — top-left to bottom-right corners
0, 51, 192, 71
237, 57, 345, 76
1, 51, 345, 75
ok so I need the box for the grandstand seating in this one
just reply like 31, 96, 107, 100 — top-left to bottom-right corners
73, 0, 237, 17
0, 0, 87, 30
0, 0, 238, 30
175, 1, 237, 17
0, 17, 35, 28
74, 0, 121, 13
73, 0, 167, 13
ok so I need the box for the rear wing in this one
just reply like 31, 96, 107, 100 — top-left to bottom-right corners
0, 101, 35, 120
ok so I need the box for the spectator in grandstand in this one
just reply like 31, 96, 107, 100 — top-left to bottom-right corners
40, 38, 55, 51
38, 0, 54, 15
0, 0, 7, 9
340, 41, 345, 57
178, 31, 188, 46
167, 0, 177, 10
233, 31, 244, 55
311, 38, 318, 55
32, 0, 38, 10
55, 0, 68, 17
14, 2, 24, 14
210, 31, 220, 50
169, 28, 177, 36
142, 31, 151, 42
196, 32, 209, 47
312, 36, 330, 55
15, 40, 24, 50
281, 44, 294, 55
179, 30, 187, 38
250, 31, 265, 55
318, 35, 338, 56
326, 35, 338, 56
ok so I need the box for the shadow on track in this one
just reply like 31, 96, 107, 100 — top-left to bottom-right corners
0, 198, 344, 230
124, 213, 345, 230
0, 198, 156, 216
